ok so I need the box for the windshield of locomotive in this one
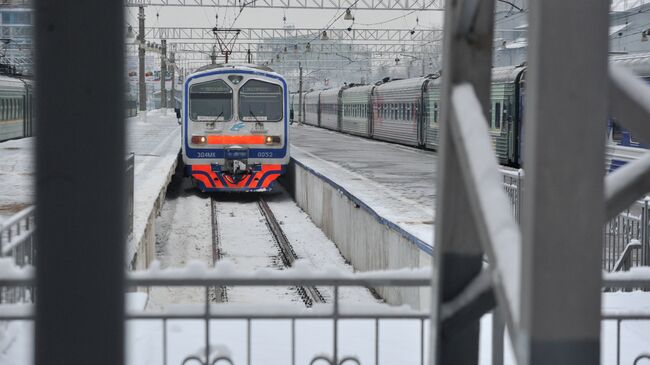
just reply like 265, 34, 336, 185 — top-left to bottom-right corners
189, 79, 233, 122
238, 79, 283, 122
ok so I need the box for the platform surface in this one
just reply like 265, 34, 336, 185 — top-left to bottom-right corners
0, 110, 181, 256
289, 124, 437, 248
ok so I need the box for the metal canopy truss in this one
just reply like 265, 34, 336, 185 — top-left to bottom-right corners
141, 27, 440, 42
176, 57, 417, 69
125, 0, 443, 10
169, 41, 437, 53
431, 0, 650, 364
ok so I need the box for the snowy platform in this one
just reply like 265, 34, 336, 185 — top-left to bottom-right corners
288, 125, 436, 252
0, 110, 181, 267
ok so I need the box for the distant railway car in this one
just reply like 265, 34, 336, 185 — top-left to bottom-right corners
319, 88, 343, 130
424, 66, 525, 166
0, 75, 33, 142
180, 63, 289, 192
606, 53, 650, 171
303, 90, 320, 126
371, 78, 428, 147
341, 84, 374, 137
298, 53, 650, 170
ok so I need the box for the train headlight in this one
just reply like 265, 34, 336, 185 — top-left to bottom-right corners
191, 135, 207, 145
265, 136, 281, 145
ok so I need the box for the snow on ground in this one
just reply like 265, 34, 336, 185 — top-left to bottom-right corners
289, 125, 436, 248
214, 194, 301, 304
0, 138, 33, 221
0, 110, 181, 264
127, 110, 182, 265
146, 169, 213, 310
264, 189, 379, 304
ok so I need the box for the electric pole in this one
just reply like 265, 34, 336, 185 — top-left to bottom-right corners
210, 45, 217, 65
160, 39, 167, 109
169, 52, 175, 109
298, 62, 303, 125
138, 6, 146, 112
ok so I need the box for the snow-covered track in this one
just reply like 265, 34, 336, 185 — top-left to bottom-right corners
257, 197, 326, 307
210, 197, 227, 302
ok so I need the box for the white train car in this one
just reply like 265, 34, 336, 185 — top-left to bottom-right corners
180, 63, 289, 192
303, 90, 320, 126
319, 87, 343, 131
340, 84, 374, 137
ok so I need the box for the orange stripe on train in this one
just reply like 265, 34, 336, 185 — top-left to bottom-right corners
206, 135, 266, 145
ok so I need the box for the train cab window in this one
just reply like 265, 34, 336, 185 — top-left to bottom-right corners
494, 102, 501, 129
239, 79, 283, 122
189, 79, 233, 122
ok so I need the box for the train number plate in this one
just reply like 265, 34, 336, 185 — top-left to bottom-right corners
225, 149, 248, 160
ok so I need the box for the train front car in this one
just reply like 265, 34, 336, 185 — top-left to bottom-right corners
181, 64, 289, 192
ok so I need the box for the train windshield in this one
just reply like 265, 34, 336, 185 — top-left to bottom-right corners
189, 79, 233, 122
238, 79, 283, 122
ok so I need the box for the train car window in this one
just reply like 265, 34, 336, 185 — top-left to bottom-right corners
189, 79, 233, 122
0, 99, 4, 120
433, 103, 438, 124
239, 79, 283, 122
494, 102, 501, 129
611, 121, 624, 143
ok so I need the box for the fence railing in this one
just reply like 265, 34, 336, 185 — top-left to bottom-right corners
500, 169, 650, 272
0, 266, 431, 365
0, 205, 35, 303
0, 266, 648, 365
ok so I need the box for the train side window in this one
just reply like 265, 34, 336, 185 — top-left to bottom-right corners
433, 103, 438, 124
494, 102, 501, 129
0, 99, 4, 120
612, 121, 624, 143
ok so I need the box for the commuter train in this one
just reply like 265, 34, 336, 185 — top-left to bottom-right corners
180, 63, 289, 192
0, 75, 34, 142
298, 53, 650, 170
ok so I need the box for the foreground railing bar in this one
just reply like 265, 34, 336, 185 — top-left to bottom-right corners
0, 206, 35, 231
0, 313, 431, 320
0, 277, 430, 287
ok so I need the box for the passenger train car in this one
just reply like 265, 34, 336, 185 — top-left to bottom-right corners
300, 53, 650, 170
0, 75, 34, 142
180, 64, 289, 192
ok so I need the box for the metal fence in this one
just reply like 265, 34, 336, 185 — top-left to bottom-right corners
500, 169, 650, 272
0, 206, 35, 303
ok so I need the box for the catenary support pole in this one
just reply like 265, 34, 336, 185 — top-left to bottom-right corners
519, 0, 608, 364
34, 1, 125, 365
169, 52, 175, 109
298, 62, 303, 126
160, 39, 167, 109
138, 5, 146, 112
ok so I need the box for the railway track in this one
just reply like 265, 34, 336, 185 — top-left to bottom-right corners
257, 197, 325, 307
210, 195, 325, 307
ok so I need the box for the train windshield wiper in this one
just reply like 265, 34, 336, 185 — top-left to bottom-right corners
248, 108, 260, 123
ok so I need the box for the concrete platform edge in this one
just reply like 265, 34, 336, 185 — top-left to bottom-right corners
283, 156, 432, 308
